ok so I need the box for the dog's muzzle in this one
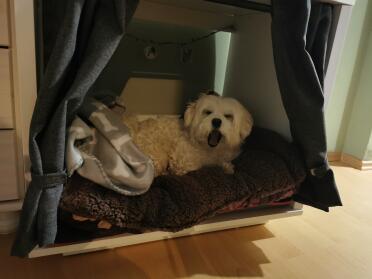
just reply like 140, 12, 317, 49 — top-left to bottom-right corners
208, 129, 222, 147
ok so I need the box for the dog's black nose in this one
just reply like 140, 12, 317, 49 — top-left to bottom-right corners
212, 118, 222, 128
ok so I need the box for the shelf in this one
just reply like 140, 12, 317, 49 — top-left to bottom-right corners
134, 0, 237, 30
145, 0, 356, 14
134, 0, 355, 30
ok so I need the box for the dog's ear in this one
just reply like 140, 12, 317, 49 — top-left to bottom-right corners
206, 90, 220, 96
199, 90, 220, 98
239, 109, 254, 140
184, 102, 196, 128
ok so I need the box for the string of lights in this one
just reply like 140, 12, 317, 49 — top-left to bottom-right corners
125, 27, 232, 47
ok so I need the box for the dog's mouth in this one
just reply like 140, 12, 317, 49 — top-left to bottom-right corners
208, 130, 222, 147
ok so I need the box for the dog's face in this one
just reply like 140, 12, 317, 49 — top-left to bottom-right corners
184, 94, 253, 149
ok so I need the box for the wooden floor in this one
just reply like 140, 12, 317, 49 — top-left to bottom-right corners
1, 163, 372, 279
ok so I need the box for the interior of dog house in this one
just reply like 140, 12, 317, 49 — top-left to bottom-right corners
3, 0, 355, 258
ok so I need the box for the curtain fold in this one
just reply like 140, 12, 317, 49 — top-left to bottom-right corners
271, 0, 342, 211
11, 0, 139, 257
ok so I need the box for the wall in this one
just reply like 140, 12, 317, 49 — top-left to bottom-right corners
325, 0, 372, 160
366, 134, 372, 160
92, 20, 231, 114
342, 24, 372, 159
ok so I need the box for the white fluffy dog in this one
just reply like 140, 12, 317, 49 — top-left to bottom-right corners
122, 93, 253, 176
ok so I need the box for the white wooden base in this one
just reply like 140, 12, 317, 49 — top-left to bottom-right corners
29, 203, 302, 258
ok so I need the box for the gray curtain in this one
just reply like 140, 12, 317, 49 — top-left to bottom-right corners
11, 0, 139, 257
271, 0, 342, 211
11, 0, 342, 257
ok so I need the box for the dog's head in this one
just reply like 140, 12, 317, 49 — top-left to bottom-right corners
184, 93, 253, 149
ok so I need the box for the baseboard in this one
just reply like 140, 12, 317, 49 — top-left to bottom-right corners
328, 152, 372, 171
360, 161, 372, 171
328, 152, 342, 162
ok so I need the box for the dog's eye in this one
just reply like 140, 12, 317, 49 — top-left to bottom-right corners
203, 110, 212, 116
224, 114, 234, 120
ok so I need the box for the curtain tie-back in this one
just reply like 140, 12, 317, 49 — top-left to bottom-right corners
309, 164, 330, 178
31, 171, 67, 188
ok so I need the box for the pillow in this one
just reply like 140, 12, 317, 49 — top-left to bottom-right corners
59, 127, 305, 235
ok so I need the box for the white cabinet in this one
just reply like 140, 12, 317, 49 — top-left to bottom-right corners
0, 0, 10, 46
0, 49, 14, 128
0, 0, 37, 221
0, 131, 18, 201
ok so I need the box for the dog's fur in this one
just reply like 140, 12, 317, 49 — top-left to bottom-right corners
122, 94, 253, 176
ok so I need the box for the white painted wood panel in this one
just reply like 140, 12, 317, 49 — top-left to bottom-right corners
29, 204, 303, 258
223, 14, 291, 139
0, 49, 14, 128
0, 0, 9, 46
8, 0, 38, 197
0, 130, 19, 201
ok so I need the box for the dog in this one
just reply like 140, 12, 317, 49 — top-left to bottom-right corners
122, 92, 253, 176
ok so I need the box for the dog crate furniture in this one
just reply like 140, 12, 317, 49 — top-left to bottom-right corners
1, 0, 355, 257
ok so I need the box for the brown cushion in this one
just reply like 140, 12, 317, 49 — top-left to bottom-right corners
59, 127, 306, 235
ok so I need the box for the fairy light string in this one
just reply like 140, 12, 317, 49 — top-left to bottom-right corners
126, 27, 231, 47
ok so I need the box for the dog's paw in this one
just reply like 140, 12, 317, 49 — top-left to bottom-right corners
97, 220, 112, 230
171, 168, 189, 176
72, 214, 96, 222
222, 162, 235, 174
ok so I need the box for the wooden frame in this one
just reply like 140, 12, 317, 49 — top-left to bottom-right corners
27, 0, 354, 258
0, 0, 354, 257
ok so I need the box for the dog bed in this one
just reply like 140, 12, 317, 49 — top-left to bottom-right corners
58, 127, 306, 239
